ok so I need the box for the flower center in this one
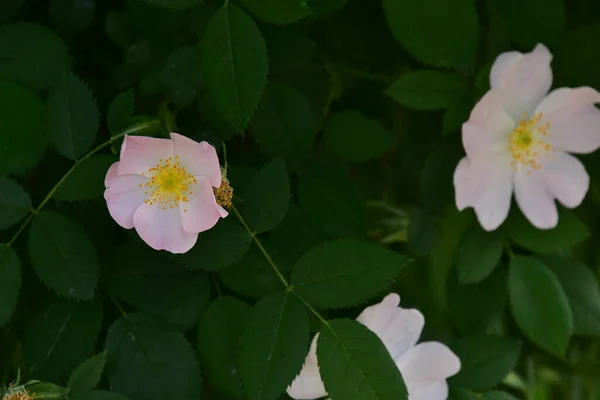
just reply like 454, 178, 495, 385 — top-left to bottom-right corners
139, 156, 197, 211
508, 113, 553, 173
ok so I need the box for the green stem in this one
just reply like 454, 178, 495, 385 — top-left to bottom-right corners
504, 241, 516, 258
109, 294, 128, 318
6, 120, 161, 248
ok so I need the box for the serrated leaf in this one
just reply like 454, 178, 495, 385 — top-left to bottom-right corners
72, 391, 130, 400
292, 239, 405, 309
317, 319, 408, 399
249, 82, 317, 164
324, 110, 394, 163
382, 0, 478, 70
0, 245, 21, 327
457, 225, 503, 284
162, 46, 202, 106
197, 296, 250, 399
107, 90, 135, 135
172, 218, 251, 271
28, 211, 99, 300
46, 72, 99, 160
67, 352, 107, 396
54, 154, 117, 201
105, 314, 202, 400
243, 158, 289, 233
202, 4, 268, 131
241, 0, 311, 24
506, 208, 590, 253
0, 22, 71, 91
450, 334, 522, 390
386, 70, 469, 110
508, 256, 572, 357
25, 383, 70, 399
540, 256, 600, 337
0, 177, 31, 231
239, 291, 309, 400
139, 0, 199, 9
0, 82, 46, 176
105, 11, 131, 48
22, 296, 102, 383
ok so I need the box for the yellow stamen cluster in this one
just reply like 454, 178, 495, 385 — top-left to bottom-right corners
139, 156, 196, 211
508, 112, 553, 174
214, 178, 233, 208
3, 391, 33, 400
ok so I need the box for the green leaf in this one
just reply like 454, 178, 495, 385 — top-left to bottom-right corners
197, 296, 250, 399
0, 22, 71, 91
46, 72, 99, 160
306, 0, 346, 18
249, 81, 317, 164
554, 25, 600, 91
139, 0, 199, 9
24, 383, 70, 399
23, 296, 102, 383
241, 0, 311, 24
0, 245, 21, 327
540, 256, 600, 337
105, 314, 202, 400
172, 218, 251, 270
28, 211, 99, 300
107, 90, 135, 135
162, 46, 202, 106
243, 158, 290, 233
239, 291, 309, 400
508, 256, 572, 357
386, 70, 469, 111
382, 0, 478, 70
0, 82, 46, 176
443, 93, 473, 136
323, 110, 394, 163
0, 177, 31, 231
457, 225, 503, 284
54, 154, 116, 201
105, 11, 132, 48
487, 0, 564, 48
202, 4, 268, 131
506, 208, 590, 253
292, 239, 405, 309
67, 352, 107, 396
72, 391, 130, 400
482, 391, 519, 400
317, 319, 408, 399
450, 334, 522, 390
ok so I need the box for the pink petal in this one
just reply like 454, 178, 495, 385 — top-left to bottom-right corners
356, 293, 425, 361
396, 342, 461, 383
408, 380, 448, 400
535, 87, 600, 154
133, 203, 198, 253
514, 169, 558, 229
171, 133, 222, 187
453, 154, 514, 231
104, 174, 149, 229
490, 43, 553, 119
287, 335, 326, 400
462, 90, 514, 159
105, 161, 120, 187
542, 151, 589, 208
179, 177, 226, 233
117, 135, 174, 176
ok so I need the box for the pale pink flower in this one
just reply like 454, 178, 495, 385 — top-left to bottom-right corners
103, 133, 228, 254
287, 294, 461, 400
454, 43, 600, 231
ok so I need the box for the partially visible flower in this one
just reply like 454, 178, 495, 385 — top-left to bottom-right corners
454, 43, 600, 231
287, 294, 461, 400
104, 133, 229, 254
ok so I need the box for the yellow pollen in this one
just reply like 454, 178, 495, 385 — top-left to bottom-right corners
141, 157, 197, 209
508, 113, 553, 174
214, 178, 234, 208
4, 392, 33, 400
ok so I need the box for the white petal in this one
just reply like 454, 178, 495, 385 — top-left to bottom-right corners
454, 157, 472, 211
171, 133, 223, 187
408, 380, 448, 400
535, 87, 600, 154
542, 151, 589, 208
491, 43, 553, 119
133, 203, 198, 253
356, 294, 424, 360
104, 161, 120, 187
104, 174, 149, 229
287, 334, 327, 400
179, 177, 224, 234
117, 135, 174, 176
396, 342, 461, 383
514, 168, 558, 229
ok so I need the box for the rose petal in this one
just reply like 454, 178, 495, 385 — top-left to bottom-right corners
542, 151, 589, 209
171, 133, 222, 187
535, 87, 600, 154
104, 174, 149, 229
179, 177, 226, 233
514, 168, 558, 229
396, 342, 461, 384
117, 135, 174, 176
287, 334, 326, 400
490, 43, 553, 119
408, 380, 448, 400
104, 161, 120, 187
133, 203, 198, 253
